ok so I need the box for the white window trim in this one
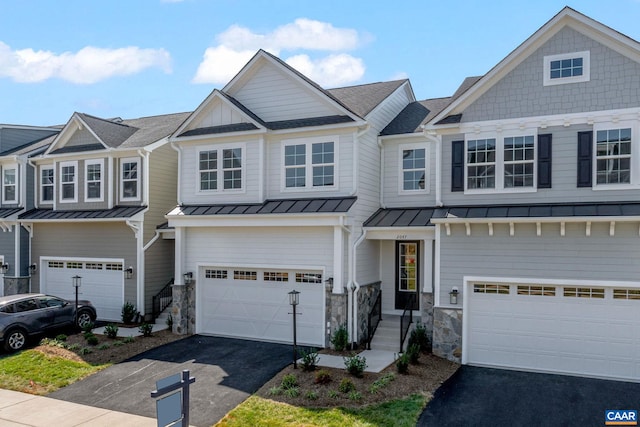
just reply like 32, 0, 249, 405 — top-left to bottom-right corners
59, 161, 78, 203
195, 143, 246, 194
120, 157, 141, 201
40, 165, 54, 205
398, 143, 429, 194
281, 135, 338, 192
464, 130, 537, 194
592, 120, 638, 190
543, 51, 590, 86
1, 164, 18, 204
84, 159, 104, 202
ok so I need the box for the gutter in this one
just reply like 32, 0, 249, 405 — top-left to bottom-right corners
348, 227, 367, 347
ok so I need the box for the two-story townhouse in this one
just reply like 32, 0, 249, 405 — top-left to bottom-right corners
371, 7, 640, 382
19, 111, 189, 321
167, 50, 414, 347
0, 124, 59, 296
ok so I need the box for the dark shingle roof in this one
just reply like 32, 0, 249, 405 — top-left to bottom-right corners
50, 143, 106, 155
19, 206, 147, 220
381, 97, 452, 135
168, 197, 357, 217
267, 115, 353, 130
77, 113, 139, 148
429, 76, 482, 126
179, 123, 259, 137
435, 114, 463, 125
327, 80, 408, 118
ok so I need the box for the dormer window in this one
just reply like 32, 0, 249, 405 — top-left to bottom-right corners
60, 161, 77, 203
85, 159, 104, 202
543, 51, 590, 86
2, 166, 17, 204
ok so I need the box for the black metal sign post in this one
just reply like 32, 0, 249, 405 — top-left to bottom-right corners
151, 370, 195, 427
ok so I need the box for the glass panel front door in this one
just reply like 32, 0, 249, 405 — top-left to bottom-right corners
395, 241, 419, 310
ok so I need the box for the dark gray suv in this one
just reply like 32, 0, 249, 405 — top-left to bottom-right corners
0, 293, 97, 351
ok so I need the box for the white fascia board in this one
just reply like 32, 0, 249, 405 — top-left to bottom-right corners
167, 213, 347, 228
141, 136, 170, 152
270, 120, 367, 136
39, 148, 113, 161
45, 114, 110, 156
379, 132, 426, 142
364, 227, 435, 240
171, 128, 267, 144
365, 82, 415, 120
430, 216, 640, 224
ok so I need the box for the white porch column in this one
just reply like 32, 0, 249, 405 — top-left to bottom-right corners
332, 226, 343, 293
174, 227, 184, 285
423, 239, 434, 293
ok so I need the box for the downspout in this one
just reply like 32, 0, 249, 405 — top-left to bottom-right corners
423, 128, 443, 207
349, 227, 367, 347
378, 137, 385, 208
170, 142, 183, 205
126, 219, 145, 316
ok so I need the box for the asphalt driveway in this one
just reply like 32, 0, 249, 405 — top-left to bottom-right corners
48, 335, 292, 427
419, 366, 640, 427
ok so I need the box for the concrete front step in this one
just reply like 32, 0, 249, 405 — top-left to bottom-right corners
369, 315, 419, 352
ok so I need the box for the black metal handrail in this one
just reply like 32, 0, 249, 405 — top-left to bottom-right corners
152, 278, 174, 321
400, 294, 415, 352
366, 290, 383, 350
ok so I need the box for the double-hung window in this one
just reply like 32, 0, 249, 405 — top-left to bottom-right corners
40, 166, 54, 204
60, 161, 77, 202
198, 146, 243, 192
399, 144, 428, 192
465, 132, 536, 192
283, 137, 336, 190
2, 166, 17, 204
85, 159, 103, 202
595, 127, 631, 185
121, 158, 140, 200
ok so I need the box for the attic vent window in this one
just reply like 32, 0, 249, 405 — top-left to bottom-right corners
543, 51, 590, 86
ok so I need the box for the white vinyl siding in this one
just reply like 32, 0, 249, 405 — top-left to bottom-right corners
59, 161, 77, 203
40, 166, 54, 204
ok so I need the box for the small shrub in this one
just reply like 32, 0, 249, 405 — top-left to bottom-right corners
121, 302, 137, 324
123, 336, 135, 344
66, 343, 81, 351
396, 352, 410, 374
314, 369, 332, 385
166, 314, 173, 328
300, 348, 319, 372
369, 372, 396, 394
40, 337, 65, 348
81, 322, 94, 334
408, 343, 421, 364
327, 390, 339, 399
408, 321, 430, 352
268, 387, 282, 396
283, 387, 300, 398
330, 325, 349, 351
104, 324, 119, 339
98, 343, 110, 350
344, 353, 367, 378
305, 391, 319, 400
79, 347, 92, 355
281, 374, 298, 390
112, 341, 125, 347
55, 334, 68, 342
138, 323, 153, 337
338, 378, 355, 393
348, 391, 362, 401
86, 334, 99, 346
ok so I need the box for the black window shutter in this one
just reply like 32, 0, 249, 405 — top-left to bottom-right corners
537, 133, 552, 188
577, 131, 593, 187
451, 140, 465, 192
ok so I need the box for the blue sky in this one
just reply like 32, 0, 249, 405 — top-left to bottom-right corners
1, 0, 639, 126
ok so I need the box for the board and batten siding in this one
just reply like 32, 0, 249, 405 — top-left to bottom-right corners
438, 222, 640, 306
190, 100, 247, 129
231, 62, 336, 123
184, 226, 334, 281
382, 136, 437, 208
266, 132, 355, 199
30, 222, 138, 305
441, 124, 640, 205
462, 27, 640, 123
180, 137, 261, 205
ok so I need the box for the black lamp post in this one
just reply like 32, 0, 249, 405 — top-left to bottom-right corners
72, 275, 82, 326
288, 290, 300, 369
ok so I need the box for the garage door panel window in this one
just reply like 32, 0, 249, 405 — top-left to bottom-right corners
264, 272, 289, 282
205, 269, 227, 279
85, 263, 103, 270
296, 273, 322, 283
563, 287, 604, 298
234, 270, 257, 280
517, 285, 556, 296
473, 283, 510, 294
48, 261, 64, 268
66, 262, 83, 269
613, 289, 640, 300
106, 263, 123, 271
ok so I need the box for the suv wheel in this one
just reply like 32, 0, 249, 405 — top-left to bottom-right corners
76, 310, 95, 329
4, 328, 27, 352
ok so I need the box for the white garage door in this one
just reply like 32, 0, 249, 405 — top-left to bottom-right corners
41, 259, 124, 321
198, 267, 325, 346
466, 281, 640, 381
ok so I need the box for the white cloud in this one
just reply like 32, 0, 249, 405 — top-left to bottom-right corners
192, 19, 367, 87
0, 42, 171, 84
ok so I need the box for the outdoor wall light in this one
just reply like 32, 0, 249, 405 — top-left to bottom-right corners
449, 287, 459, 305
0, 263, 9, 274
125, 266, 134, 279
29, 264, 37, 273
183, 272, 193, 285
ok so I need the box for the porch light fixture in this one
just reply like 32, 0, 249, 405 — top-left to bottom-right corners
449, 287, 459, 305
125, 266, 134, 279
72, 275, 82, 326
288, 290, 300, 369
0, 263, 8, 274
183, 272, 193, 285
29, 264, 37, 273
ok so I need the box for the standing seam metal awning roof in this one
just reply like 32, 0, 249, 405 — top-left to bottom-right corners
168, 197, 357, 216
19, 206, 147, 220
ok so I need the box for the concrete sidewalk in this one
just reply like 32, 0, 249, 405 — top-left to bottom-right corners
0, 389, 158, 427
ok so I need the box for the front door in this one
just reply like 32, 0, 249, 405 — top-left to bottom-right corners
395, 241, 419, 310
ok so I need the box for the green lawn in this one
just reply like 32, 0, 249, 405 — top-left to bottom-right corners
0, 350, 106, 395
215, 394, 427, 427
